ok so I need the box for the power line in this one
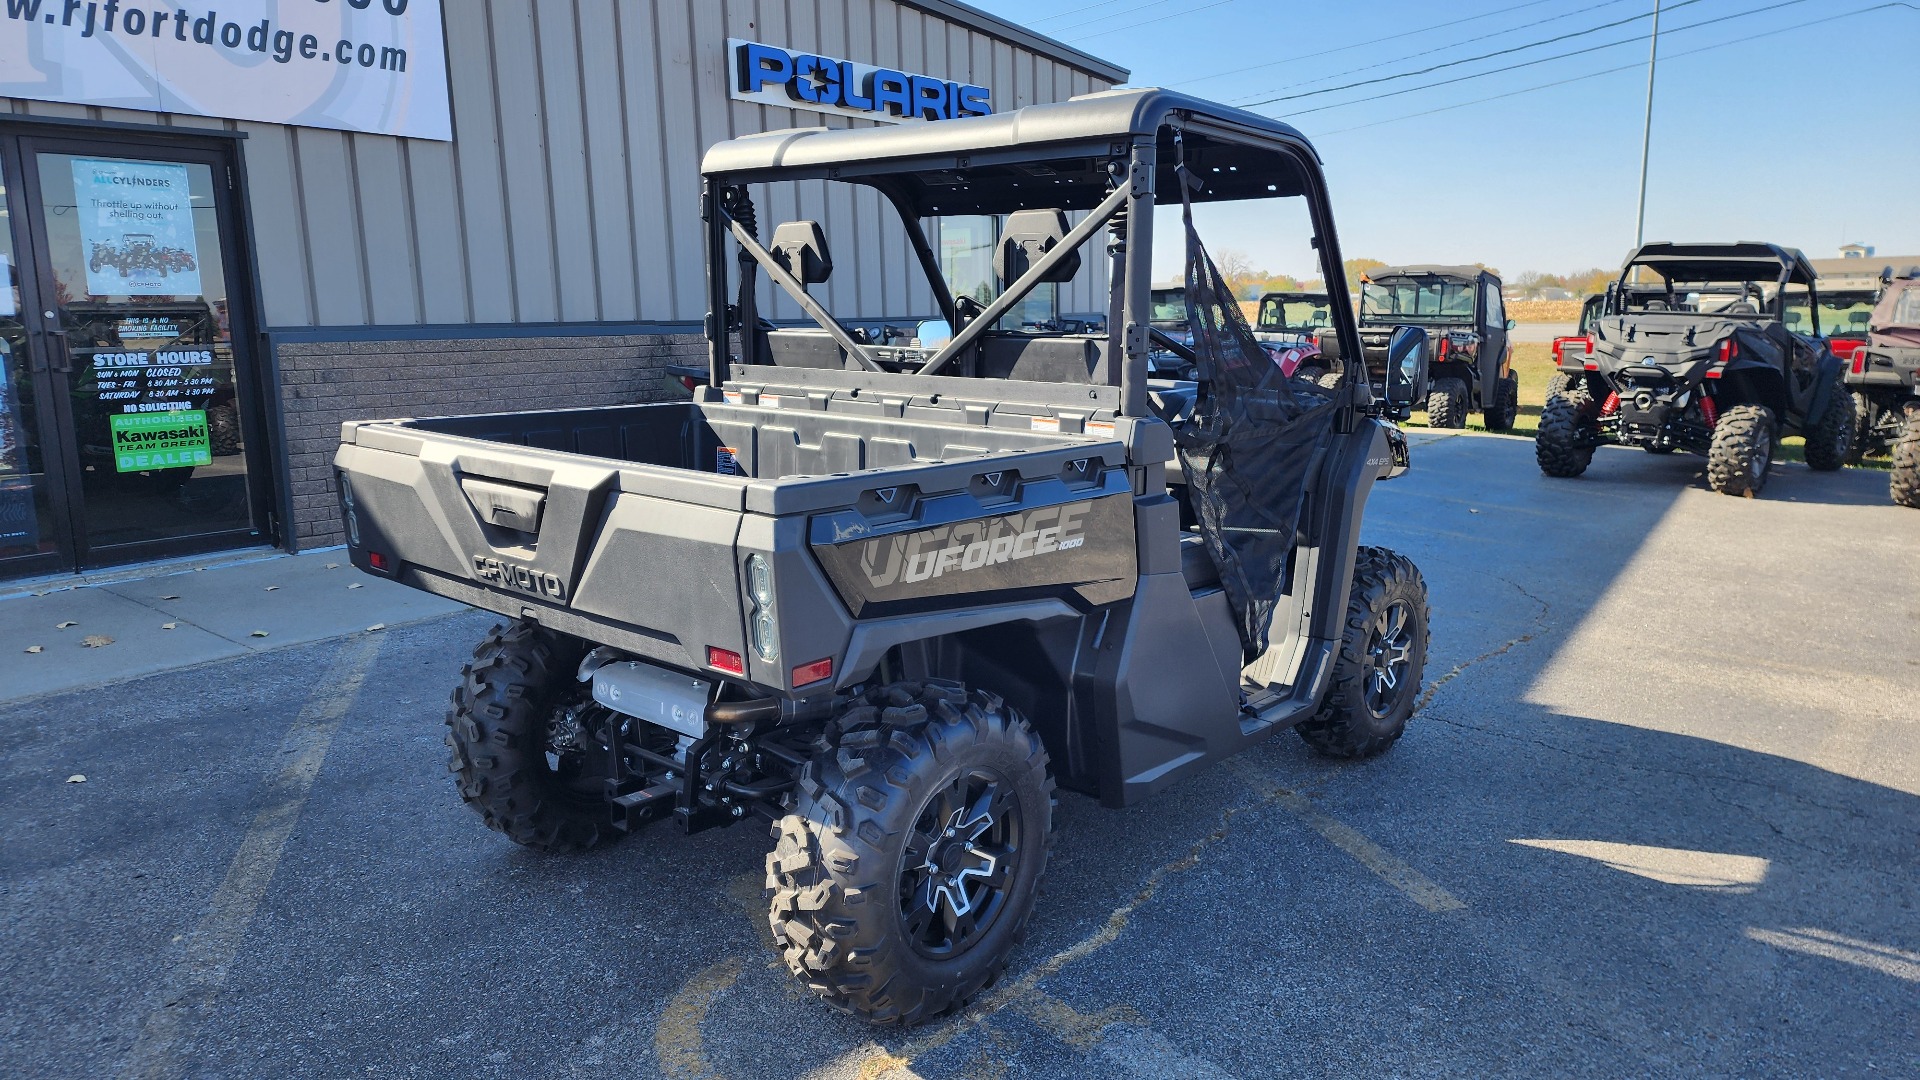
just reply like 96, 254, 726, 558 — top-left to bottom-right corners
1032, 0, 1181, 28
1028, 0, 1146, 26
1227, 0, 1636, 105
1273, 0, 1818, 118
1245, 0, 1711, 107
1311, 3, 1917, 136
1177, 0, 1562, 87
1065, 0, 1246, 41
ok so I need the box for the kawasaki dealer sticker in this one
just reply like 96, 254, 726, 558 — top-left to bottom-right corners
110, 411, 211, 472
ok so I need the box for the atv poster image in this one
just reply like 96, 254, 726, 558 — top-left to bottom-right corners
72, 159, 201, 297
109, 410, 211, 473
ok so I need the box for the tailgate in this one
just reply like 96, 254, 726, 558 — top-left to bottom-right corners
334, 422, 751, 673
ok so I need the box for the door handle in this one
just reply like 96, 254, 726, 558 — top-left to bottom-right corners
41, 328, 72, 373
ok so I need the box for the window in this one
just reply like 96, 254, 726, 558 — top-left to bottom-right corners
938, 214, 1058, 330
1484, 282, 1505, 326
1361, 279, 1474, 320
1781, 285, 1817, 337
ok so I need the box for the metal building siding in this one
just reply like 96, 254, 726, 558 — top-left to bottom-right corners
3, 0, 1114, 329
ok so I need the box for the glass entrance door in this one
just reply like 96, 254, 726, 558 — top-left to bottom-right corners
0, 145, 73, 576
0, 131, 269, 578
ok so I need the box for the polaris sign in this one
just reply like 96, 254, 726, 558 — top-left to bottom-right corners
728, 39, 990, 124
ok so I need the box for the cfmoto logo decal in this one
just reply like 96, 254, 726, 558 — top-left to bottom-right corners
729, 39, 990, 123
471, 555, 566, 600
857, 503, 1090, 588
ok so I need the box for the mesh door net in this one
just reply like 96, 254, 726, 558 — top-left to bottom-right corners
1170, 162, 1338, 661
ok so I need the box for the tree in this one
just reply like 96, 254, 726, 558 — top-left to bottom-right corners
1343, 257, 1387, 293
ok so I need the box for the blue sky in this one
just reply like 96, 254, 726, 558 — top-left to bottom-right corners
970, 0, 1920, 281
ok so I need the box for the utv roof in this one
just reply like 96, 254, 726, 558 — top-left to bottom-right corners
700, 87, 1323, 215
1625, 242, 1817, 286
1367, 265, 1500, 286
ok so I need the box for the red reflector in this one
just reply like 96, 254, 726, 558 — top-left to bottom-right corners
707, 647, 745, 675
1718, 338, 1738, 363
1583, 359, 1600, 371
1851, 347, 1867, 375
367, 551, 390, 571
1705, 365, 1723, 379
792, 657, 833, 687
1437, 337, 1450, 361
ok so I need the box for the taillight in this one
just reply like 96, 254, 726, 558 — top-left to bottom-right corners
1851, 347, 1868, 375
707, 647, 745, 676
791, 657, 833, 687
1718, 338, 1738, 363
1437, 337, 1451, 361
367, 550, 391, 572
1583, 358, 1600, 371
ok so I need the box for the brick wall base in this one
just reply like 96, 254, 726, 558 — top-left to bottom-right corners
277, 331, 707, 549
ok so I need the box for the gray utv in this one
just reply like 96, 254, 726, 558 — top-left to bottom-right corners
1537, 242, 1854, 497
333, 89, 1434, 1026
1348, 265, 1518, 430
1845, 269, 1920, 506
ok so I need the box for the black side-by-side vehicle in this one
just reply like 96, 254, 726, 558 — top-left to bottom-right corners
1537, 242, 1854, 496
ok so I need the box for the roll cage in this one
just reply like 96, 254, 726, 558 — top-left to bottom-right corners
697, 87, 1365, 421
1611, 241, 1822, 331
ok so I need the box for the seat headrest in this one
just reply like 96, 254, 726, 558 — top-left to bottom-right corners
770, 220, 832, 284
995, 209, 1081, 285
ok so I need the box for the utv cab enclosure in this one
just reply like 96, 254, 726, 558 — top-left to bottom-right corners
333, 88, 1433, 1026
1846, 268, 1920, 506
1355, 265, 1517, 430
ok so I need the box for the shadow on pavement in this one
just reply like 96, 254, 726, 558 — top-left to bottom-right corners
2, 435, 1914, 1078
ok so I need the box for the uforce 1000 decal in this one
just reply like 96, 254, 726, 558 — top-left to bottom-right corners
812, 496, 1136, 617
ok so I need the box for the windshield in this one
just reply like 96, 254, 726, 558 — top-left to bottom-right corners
1150, 288, 1186, 325
1361, 279, 1474, 321
1820, 293, 1877, 338
1257, 296, 1331, 333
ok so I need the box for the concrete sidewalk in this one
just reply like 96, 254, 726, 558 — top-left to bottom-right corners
0, 548, 467, 703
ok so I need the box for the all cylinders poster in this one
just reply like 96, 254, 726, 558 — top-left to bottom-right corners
72, 158, 202, 297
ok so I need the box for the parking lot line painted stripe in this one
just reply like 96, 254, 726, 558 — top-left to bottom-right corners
654, 955, 747, 1080
1276, 788, 1467, 913
118, 634, 384, 1080
1225, 758, 1466, 914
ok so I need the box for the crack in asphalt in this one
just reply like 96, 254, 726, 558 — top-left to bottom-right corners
1413, 574, 1554, 714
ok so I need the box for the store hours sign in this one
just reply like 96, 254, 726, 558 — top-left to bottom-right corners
729, 40, 991, 124
0, 0, 451, 141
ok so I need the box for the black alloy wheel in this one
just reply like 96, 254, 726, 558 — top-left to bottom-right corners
900, 769, 1022, 959
1364, 599, 1418, 720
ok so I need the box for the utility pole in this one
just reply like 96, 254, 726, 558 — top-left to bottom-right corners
1633, 0, 1662, 249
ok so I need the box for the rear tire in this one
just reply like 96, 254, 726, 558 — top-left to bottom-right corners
1296, 548, 1429, 759
1848, 391, 1874, 463
444, 620, 616, 853
1295, 365, 1327, 385
1802, 378, 1855, 472
767, 680, 1053, 1027
1535, 394, 1596, 478
1425, 377, 1469, 429
1481, 372, 1520, 432
1706, 403, 1775, 497
207, 404, 241, 456
1891, 402, 1920, 509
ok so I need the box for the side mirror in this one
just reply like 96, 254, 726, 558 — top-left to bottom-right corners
915, 319, 952, 349
1505, 319, 1517, 331
1384, 325, 1430, 408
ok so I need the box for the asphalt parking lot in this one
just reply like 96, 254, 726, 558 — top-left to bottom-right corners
4, 433, 1916, 1080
